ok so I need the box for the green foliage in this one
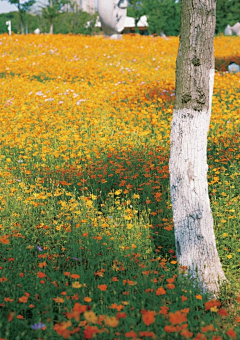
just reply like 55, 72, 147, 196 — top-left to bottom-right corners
216, 0, 240, 34
2, 0, 36, 33
0, 10, 98, 35
142, 0, 181, 36
53, 11, 98, 35
0, 11, 40, 34
127, 0, 144, 32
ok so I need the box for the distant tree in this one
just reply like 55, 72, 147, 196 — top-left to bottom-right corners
53, 10, 97, 35
127, 0, 143, 32
142, 0, 181, 36
41, 0, 70, 34
1, 0, 35, 34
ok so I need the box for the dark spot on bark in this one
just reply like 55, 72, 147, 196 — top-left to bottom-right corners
192, 56, 200, 66
193, 103, 202, 111
196, 88, 206, 105
176, 240, 181, 256
182, 93, 192, 103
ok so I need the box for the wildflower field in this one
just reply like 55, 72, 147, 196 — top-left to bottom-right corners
0, 34, 240, 340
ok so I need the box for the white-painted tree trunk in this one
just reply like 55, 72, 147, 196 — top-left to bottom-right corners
169, 0, 227, 295
49, 22, 54, 34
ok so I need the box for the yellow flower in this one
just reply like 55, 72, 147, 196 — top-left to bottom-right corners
114, 190, 122, 195
84, 311, 98, 324
72, 281, 82, 288
227, 254, 232, 259
104, 316, 119, 328
210, 306, 218, 312
126, 223, 133, 230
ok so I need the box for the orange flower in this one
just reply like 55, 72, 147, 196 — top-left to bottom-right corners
37, 272, 46, 278
156, 287, 166, 295
0, 277, 8, 282
181, 308, 190, 314
201, 324, 215, 332
142, 310, 155, 326
109, 303, 123, 311
205, 299, 221, 310
97, 284, 107, 291
116, 312, 127, 319
164, 325, 176, 332
4, 297, 14, 302
84, 297, 92, 303
218, 308, 228, 316
167, 283, 175, 289
169, 310, 188, 325
111, 277, 118, 282
226, 329, 236, 339
8, 312, 15, 322
159, 306, 169, 315
104, 316, 119, 327
0, 235, 9, 244
181, 295, 188, 302
73, 303, 87, 314
181, 328, 193, 338
38, 261, 47, 268
196, 294, 202, 300
70, 274, 80, 279
125, 330, 138, 338
18, 296, 28, 303
193, 333, 207, 340
54, 322, 71, 339
83, 325, 100, 339
53, 297, 64, 303
139, 331, 156, 338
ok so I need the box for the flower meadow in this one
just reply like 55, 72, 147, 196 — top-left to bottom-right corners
0, 34, 240, 340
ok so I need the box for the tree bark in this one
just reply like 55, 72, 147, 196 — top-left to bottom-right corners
49, 21, 54, 34
169, 0, 227, 295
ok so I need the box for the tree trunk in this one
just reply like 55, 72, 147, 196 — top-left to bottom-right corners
169, 0, 227, 295
49, 21, 54, 34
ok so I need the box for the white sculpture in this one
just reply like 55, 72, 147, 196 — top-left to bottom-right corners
224, 22, 240, 36
6, 21, 11, 36
228, 62, 240, 74
231, 22, 240, 36
98, 0, 128, 37
224, 25, 232, 36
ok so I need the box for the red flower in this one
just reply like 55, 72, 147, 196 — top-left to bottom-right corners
37, 272, 46, 278
97, 284, 107, 291
226, 328, 236, 339
142, 310, 155, 326
169, 310, 188, 325
125, 330, 137, 338
218, 308, 228, 316
205, 299, 221, 310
